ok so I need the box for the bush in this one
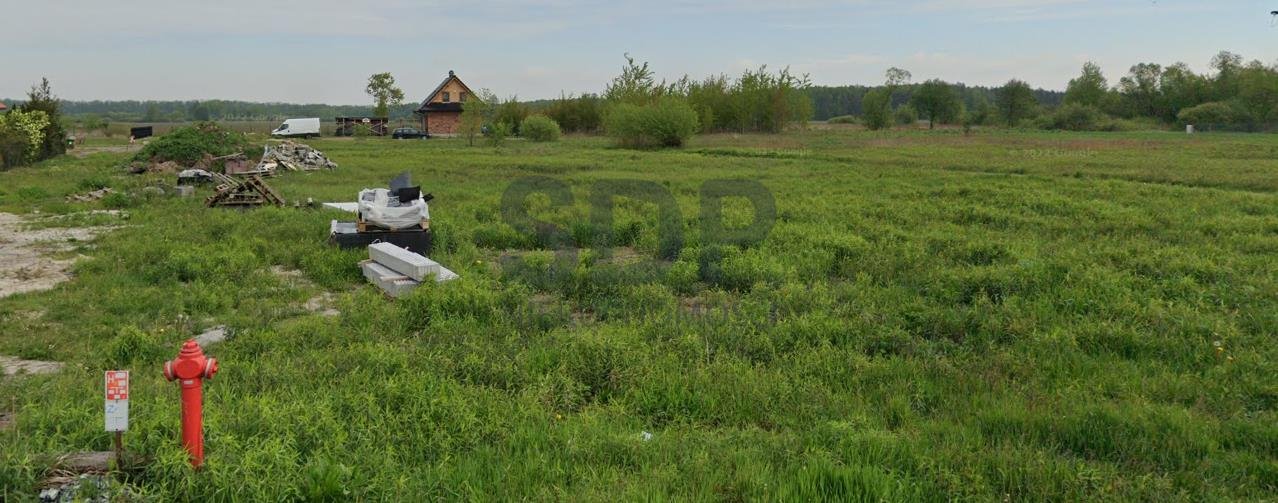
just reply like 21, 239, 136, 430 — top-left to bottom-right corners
1176, 102, 1241, 131
895, 105, 919, 126
0, 125, 30, 169
685, 67, 812, 133
133, 122, 249, 164
1040, 103, 1107, 131
485, 121, 510, 147
826, 115, 858, 125
0, 110, 49, 165
604, 99, 699, 148
494, 99, 531, 135
521, 115, 561, 142
22, 78, 67, 161
545, 94, 603, 133
861, 88, 893, 131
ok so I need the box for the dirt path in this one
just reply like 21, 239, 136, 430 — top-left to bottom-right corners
67, 144, 141, 158
0, 212, 109, 299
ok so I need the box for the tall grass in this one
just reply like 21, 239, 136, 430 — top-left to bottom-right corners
0, 129, 1275, 499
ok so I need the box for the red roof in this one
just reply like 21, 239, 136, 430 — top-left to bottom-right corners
0, 102, 7, 111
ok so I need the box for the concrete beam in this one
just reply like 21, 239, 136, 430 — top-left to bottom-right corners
368, 242, 440, 281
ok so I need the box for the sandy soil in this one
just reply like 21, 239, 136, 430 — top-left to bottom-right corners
0, 212, 108, 299
67, 144, 142, 158
0, 355, 64, 376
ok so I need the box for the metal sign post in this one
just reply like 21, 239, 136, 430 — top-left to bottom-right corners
104, 370, 129, 468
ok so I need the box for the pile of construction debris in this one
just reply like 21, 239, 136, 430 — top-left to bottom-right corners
361, 242, 457, 298
255, 140, 337, 173
65, 188, 116, 203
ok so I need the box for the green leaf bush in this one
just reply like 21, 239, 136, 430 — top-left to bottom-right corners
132, 121, 250, 165
604, 99, 699, 148
520, 115, 562, 142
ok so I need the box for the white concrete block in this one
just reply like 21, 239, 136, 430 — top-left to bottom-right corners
368, 242, 440, 281
361, 260, 420, 298
434, 266, 460, 283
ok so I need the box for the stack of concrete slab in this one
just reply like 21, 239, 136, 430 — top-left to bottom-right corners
361, 242, 458, 298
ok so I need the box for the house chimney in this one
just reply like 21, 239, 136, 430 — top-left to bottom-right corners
449, 70, 455, 77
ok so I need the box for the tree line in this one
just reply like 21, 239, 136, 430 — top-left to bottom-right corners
807, 84, 1063, 121
807, 50, 1278, 132
0, 99, 422, 123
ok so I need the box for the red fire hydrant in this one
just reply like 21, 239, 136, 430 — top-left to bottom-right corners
163, 339, 218, 468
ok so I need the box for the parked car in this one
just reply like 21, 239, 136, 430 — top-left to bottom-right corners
392, 127, 429, 139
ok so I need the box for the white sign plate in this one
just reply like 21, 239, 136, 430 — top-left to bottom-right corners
104, 370, 129, 432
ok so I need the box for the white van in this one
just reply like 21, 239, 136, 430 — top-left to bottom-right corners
271, 118, 321, 138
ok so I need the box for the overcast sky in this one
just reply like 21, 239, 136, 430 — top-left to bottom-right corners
3, 0, 1275, 104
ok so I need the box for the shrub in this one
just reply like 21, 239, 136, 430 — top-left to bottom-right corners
545, 94, 603, 133
686, 66, 812, 133
895, 105, 919, 126
21, 78, 67, 161
1040, 103, 1107, 131
861, 88, 893, 131
485, 121, 510, 147
604, 99, 699, 148
0, 125, 30, 169
494, 98, 531, 135
133, 122, 249, 164
1176, 102, 1241, 130
521, 115, 561, 142
0, 109, 49, 165
826, 115, 858, 125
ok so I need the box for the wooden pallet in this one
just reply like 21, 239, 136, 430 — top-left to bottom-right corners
356, 217, 430, 233
206, 175, 285, 208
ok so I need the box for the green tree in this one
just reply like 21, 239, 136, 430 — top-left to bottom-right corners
1159, 62, 1208, 122
885, 67, 912, 87
1118, 63, 1163, 118
1064, 62, 1108, 107
142, 104, 160, 123
459, 90, 495, 146
189, 101, 211, 121
910, 79, 961, 129
1235, 60, 1278, 125
1209, 51, 1244, 100
966, 92, 993, 126
995, 79, 1037, 126
20, 78, 67, 159
365, 72, 405, 118
80, 114, 107, 138
604, 54, 673, 105
861, 88, 893, 131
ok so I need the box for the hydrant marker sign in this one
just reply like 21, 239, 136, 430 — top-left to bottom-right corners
104, 370, 129, 432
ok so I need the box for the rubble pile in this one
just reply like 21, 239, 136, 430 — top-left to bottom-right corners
65, 188, 116, 203
255, 141, 337, 173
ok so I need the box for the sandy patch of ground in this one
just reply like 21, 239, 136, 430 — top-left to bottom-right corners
67, 144, 142, 159
0, 355, 64, 376
271, 266, 340, 316
0, 212, 111, 299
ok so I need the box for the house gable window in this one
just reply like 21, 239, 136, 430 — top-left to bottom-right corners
442, 92, 451, 103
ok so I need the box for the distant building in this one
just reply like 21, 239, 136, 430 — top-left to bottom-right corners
0, 102, 7, 112
414, 70, 474, 136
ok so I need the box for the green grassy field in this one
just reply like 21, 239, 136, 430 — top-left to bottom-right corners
0, 129, 1275, 500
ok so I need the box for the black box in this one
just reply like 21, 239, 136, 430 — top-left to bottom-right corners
329, 221, 433, 254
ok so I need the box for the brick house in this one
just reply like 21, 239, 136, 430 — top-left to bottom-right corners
414, 71, 474, 136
